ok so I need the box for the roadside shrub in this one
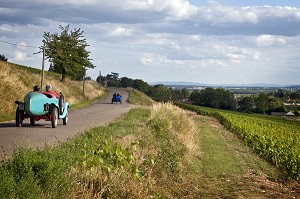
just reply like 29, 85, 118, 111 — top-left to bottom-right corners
0, 148, 72, 199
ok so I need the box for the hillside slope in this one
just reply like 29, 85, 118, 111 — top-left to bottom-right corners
0, 61, 105, 122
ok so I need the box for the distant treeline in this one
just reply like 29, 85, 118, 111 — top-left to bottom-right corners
99, 73, 300, 115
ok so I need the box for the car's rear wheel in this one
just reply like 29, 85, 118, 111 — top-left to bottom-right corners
15, 108, 23, 127
30, 117, 35, 126
51, 107, 58, 128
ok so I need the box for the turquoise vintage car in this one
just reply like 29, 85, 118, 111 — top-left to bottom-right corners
15, 91, 69, 128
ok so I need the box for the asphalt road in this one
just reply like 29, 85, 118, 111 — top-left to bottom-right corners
0, 89, 134, 161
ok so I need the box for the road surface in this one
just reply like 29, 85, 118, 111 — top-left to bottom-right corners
0, 89, 134, 161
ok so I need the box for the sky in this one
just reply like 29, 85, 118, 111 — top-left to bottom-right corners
1, 0, 300, 85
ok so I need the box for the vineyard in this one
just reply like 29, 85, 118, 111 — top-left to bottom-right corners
175, 102, 300, 180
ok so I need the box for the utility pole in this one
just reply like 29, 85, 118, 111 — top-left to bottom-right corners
40, 42, 45, 92
99, 70, 101, 89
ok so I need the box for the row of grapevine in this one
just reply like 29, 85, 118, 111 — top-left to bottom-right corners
174, 102, 300, 180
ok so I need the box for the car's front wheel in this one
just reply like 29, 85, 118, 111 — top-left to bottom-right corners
63, 111, 68, 125
59, 94, 64, 115
51, 107, 58, 128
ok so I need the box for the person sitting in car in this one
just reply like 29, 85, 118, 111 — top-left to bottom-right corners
33, 85, 40, 92
45, 84, 60, 98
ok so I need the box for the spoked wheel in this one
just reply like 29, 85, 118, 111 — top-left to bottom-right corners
30, 117, 35, 126
51, 107, 58, 128
63, 111, 68, 125
15, 108, 23, 127
59, 94, 64, 115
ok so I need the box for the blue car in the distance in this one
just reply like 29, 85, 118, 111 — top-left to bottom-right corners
111, 93, 122, 104
15, 91, 69, 128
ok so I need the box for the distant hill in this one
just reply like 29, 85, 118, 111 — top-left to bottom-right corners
149, 81, 297, 88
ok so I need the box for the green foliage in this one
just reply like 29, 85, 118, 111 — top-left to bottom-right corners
238, 96, 254, 113
175, 102, 300, 180
189, 88, 237, 110
255, 92, 269, 114
148, 84, 172, 99
0, 148, 72, 199
43, 24, 94, 81
81, 138, 140, 178
120, 76, 134, 88
133, 79, 150, 94
106, 72, 121, 87
274, 89, 300, 102
148, 117, 180, 176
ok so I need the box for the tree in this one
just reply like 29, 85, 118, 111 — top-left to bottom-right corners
181, 88, 190, 100
189, 88, 236, 110
238, 96, 254, 113
120, 77, 134, 88
150, 84, 172, 99
255, 92, 269, 114
133, 79, 149, 94
0, 54, 8, 61
43, 25, 94, 81
106, 72, 120, 87
267, 97, 286, 113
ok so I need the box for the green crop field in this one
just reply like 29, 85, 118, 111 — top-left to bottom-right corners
175, 102, 300, 180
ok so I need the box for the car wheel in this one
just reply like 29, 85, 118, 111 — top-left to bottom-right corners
30, 117, 35, 126
59, 94, 64, 115
63, 111, 68, 125
51, 106, 58, 128
15, 108, 23, 127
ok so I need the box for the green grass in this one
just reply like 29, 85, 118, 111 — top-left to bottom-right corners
127, 88, 154, 106
175, 102, 300, 180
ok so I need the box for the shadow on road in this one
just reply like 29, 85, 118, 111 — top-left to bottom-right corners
0, 122, 48, 129
0, 122, 16, 128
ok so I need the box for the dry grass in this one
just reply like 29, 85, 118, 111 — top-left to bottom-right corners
150, 102, 200, 161
0, 61, 104, 121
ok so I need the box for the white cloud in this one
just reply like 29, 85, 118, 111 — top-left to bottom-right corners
12, 50, 28, 61
197, 2, 259, 24
255, 35, 286, 46
1, 1, 300, 84
0, 24, 19, 33
110, 26, 133, 37
139, 52, 184, 65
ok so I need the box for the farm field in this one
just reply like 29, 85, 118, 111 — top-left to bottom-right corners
175, 102, 300, 181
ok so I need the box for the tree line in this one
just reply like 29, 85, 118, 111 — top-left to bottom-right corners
99, 73, 299, 115
186, 88, 299, 115
97, 72, 190, 101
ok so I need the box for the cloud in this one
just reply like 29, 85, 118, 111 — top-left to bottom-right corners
139, 52, 184, 66
1, 1, 300, 84
255, 35, 286, 46
110, 26, 133, 37
12, 50, 29, 61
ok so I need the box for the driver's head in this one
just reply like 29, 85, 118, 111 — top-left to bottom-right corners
45, 84, 52, 91
33, 85, 40, 91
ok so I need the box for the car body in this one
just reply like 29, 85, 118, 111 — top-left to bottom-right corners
15, 91, 69, 128
111, 93, 122, 104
